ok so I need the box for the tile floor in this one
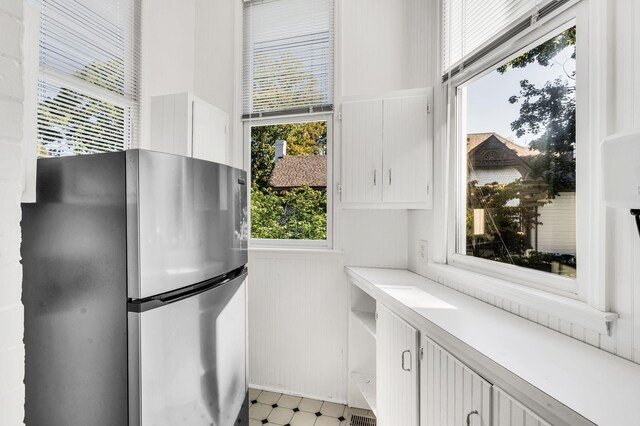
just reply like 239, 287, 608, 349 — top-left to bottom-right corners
249, 388, 375, 426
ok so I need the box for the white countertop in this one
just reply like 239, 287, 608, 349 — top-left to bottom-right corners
346, 266, 640, 426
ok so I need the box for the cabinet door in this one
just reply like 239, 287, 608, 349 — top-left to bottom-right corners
493, 387, 552, 426
421, 336, 491, 426
150, 93, 192, 157
376, 303, 419, 426
341, 99, 383, 202
192, 99, 229, 165
382, 92, 432, 203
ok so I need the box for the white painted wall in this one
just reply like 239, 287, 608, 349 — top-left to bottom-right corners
140, 0, 195, 149
248, 250, 347, 402
248, 210, 409, 402
247, 0, 434, 402
140, 0, 243, 168
408, 0, 640, 366
0, 1, 25, 424
338, 0, 431, 97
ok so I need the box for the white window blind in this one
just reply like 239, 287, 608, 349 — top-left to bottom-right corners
442, 0, 540, 74
243, 0, 334, 117
38, 0, 141, 157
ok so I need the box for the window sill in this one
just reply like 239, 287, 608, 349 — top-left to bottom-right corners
248, 246, 344, 258
425, 262, 617, 335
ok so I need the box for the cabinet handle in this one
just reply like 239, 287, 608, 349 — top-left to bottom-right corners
466, 410, 479, 426
373, 169, 377, 186
388, 169, 392, 185
401, 350, 411, 371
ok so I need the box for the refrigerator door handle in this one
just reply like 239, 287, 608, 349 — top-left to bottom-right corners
127, 266, 248, 313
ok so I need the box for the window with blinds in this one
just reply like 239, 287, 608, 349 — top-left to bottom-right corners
242, 0, 334, 118
442, 0, 570, 76
37, 0, 141, 157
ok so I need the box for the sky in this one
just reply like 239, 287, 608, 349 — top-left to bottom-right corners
466, 45, 575, 146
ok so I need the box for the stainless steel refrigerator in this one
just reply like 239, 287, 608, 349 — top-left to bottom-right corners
22, 149, 249, 426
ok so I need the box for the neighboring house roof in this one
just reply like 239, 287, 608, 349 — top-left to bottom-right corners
467, 132, 539, 178
269, 155, 327, 190
467, 132, 539, 159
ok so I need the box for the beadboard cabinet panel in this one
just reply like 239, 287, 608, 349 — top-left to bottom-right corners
421, 336, 491, 426
376, 302, 419, 426
339, 90, 433, 208
150, 93, 229, 165
382, 94, 431, 204
340, 99, 383, 203
493, 387, 552, 426
192, 99, 228, 164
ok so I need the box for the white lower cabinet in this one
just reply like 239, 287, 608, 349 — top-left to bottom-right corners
493, 387, 552, 426
376, 302, 420, 426
348, 281, 556, 426
420, 336, 491, 426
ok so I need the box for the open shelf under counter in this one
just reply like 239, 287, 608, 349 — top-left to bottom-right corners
351, 309, 376, 338
351, 372, 377, 416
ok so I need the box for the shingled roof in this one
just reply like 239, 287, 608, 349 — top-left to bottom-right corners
467, 132, 539, 158
269, 155, 327, 190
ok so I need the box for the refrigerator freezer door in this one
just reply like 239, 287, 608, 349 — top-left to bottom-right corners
127, 150, 248, 299
128, 273, 247, 426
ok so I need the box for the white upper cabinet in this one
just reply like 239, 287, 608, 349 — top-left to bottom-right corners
340, 88, 433, 208
341, 99, 384, 203
376, 302, 420, 426
150, 93, 229, 165
382, 95, 431, 203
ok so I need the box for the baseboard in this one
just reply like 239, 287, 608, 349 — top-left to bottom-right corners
249, 383, 347, 405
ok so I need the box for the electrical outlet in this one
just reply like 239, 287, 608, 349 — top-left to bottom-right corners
419, 240, 428, 263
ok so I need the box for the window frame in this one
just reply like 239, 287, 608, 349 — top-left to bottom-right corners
243, 113, 334, 249
444, 4, 592, 300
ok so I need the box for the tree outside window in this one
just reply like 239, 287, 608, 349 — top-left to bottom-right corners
463, 26, 577, 277
250, 121, 328, 240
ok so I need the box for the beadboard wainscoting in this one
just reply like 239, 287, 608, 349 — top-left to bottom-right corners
248, 249, 348, 403
248, 209, 409, 402
408, 0, 640, 365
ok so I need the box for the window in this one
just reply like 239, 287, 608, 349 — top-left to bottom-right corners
451, 22, 578, 293
243, 0, 334, 247
37, 0, 141, 157
242, 0, 334, 117
248, 117, 331, 245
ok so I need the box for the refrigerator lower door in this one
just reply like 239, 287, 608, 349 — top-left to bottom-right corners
128, 274, 247, 426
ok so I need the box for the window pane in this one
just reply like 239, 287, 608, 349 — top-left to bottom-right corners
250, 121, 328, 240
460, 26, 577, 278
37, 80, 127, 158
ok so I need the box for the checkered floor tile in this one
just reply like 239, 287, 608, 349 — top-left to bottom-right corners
248, 388, 375, 426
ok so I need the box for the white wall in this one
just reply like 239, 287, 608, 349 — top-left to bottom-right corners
140, 0, 195, 149
338, 0, 431, 97
248, 250, 347, 402
140, 0, 243, 167
607, 0, 640, 364
408, 0, 640, 366
248, 210, 409, 402
247, 0, 434, 402
0, 1, 25, 424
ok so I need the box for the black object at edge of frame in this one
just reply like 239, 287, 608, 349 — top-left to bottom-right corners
631, 209, 640, 238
